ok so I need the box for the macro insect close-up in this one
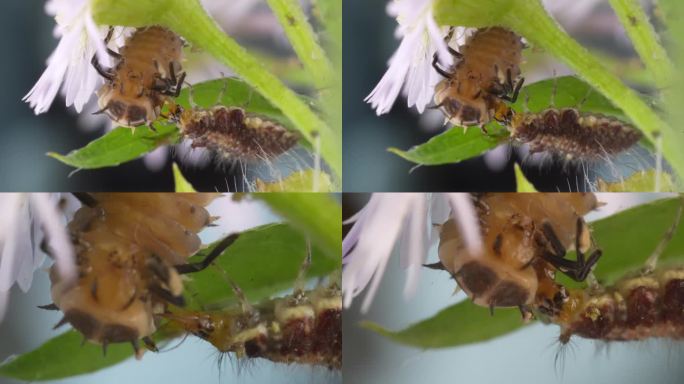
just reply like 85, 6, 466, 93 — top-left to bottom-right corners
3, 0, 341, 192
345, 0, 683, 192
343, 192, 684, 383
0, 192, 342, 383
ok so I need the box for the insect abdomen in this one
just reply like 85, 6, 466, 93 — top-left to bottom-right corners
556, 267, 684, 343
180, 106, 300, 161
510, 108, 643, 159
458, 27, 523, 87
50, 193, 218, 351
165, 285, 342, 369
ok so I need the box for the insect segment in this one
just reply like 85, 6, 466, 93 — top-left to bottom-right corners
432, 27, 525, 131
500, 107, 643, 160
539, 199, 684, 344
550, 266, 684, 344
162, 245, 342, 370
45, 193, 230, 357
167, 82, 300, 162
92, 26, 185, 128
435, 193, 602, 314
492, 76, 644, 160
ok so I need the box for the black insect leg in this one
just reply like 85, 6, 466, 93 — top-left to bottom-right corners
91, 54, 115, 81
175, 233, 240, 274
432, 54, 452, 78
539, 220, 602, 282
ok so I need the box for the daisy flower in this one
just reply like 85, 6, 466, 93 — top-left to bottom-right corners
365, 0, 458, 115
23, 0, 120, 114
0, 194, 75, 322
343, 193, 482, 313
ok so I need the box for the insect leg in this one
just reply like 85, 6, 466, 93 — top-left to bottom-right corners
91, 54, 115, 81
642, 195, 684, 274
175, 233, 240, 274
432, 54, 452, 78
293, 239, 312, 293
540, 220, 602, 282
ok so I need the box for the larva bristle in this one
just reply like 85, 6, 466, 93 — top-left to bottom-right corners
48, 193, 219, 350
164, 284, 342, 370
555, 266, 684, 343
510, 108, 643, 159
179, 106, 300, 161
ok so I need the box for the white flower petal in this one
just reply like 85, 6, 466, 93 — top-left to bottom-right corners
366, 0, 452, 115
31, 194, 76, 283
445, 193, 483, 256
24, 0, 111, 115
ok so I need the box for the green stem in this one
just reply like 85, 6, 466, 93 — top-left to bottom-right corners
608, 0, 673, 89
266, 0, 334, 90
91, 0, 341, 179
433, 0, 684, 181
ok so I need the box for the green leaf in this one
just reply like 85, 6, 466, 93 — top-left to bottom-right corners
514, 164, 537, 192
362, 301, 527, 349
172, 163, 195, 192
366, 197, 684, 349
596, 169, 679, 192
255, 169, 336, 192
0, 222, 340, 380
0, 331, 134, 381
608, 0, 673, 89
252, 194, 342, 260
183, 222, 340, 308
388, 127, 505, 166
510, 76, 626, 117
175, 78, 296, 128
48, 125, 179, 169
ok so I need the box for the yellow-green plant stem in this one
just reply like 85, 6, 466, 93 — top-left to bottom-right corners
608, 0, 673, 89
433, 0, 684, 181
266, 0, 334, 90
91, 0, 341, 178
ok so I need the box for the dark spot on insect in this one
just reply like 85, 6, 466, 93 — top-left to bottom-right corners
127, 105, 148, 126
489, 280, 528, 307
64, 309, 100, 340
492, 234, 503, 256
106, 100, 127, 119
286, 14, 296, 26
460, 105, 482, 124
456, 261, 497, 297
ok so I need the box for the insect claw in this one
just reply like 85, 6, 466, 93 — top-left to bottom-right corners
53, 316, 69, 330
423, 261, 446, 270
37, 303, 59, 311
143, 336, 159, 352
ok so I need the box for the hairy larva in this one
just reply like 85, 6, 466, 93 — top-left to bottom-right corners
164, 283, 342, 370
92, 26, 185, 128
168, 84, 300, 162
551, 266, 684, 344
505, 108, 643, 160
432, 27, 525, 130
536, 200, 684, 344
